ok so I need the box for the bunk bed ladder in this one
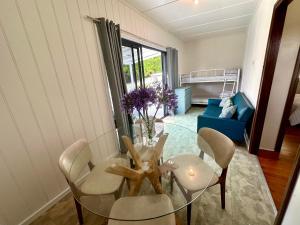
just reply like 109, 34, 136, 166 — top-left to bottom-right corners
220, 79, 236, 98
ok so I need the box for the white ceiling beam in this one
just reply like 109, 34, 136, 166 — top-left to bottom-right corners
164, 0, 256, 24
125, 0, 258, 40
174, 14, 253, 32
180, 25, 248, 40
142, 0, 180, 12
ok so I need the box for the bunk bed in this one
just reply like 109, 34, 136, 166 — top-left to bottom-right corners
179, 68, 241, 104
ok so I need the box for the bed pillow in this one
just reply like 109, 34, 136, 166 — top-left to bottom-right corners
219, 105, 237, 119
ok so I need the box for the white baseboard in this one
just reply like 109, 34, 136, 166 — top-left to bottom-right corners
259, 147, 275, 152
17, 172, 89, 225
17, 187, 70, 225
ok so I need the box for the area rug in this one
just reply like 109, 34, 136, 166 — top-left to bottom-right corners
163, 107, 276, 225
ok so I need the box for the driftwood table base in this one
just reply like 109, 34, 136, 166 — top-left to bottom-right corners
106, 157, 163, 196
105, 136, 164, 196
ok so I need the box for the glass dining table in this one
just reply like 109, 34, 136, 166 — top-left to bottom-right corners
74, 122, 216, 222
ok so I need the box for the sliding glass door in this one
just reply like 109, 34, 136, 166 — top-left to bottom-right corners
121, 42, 144, 91
121, 39, 166, 118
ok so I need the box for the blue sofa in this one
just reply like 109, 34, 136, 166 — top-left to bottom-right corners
197, 92, 254, 142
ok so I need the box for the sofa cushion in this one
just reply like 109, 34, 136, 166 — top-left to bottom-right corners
208, 98, 222, 106
237, 107, 249, 121
203, 105, 222, 118
219, 105, 237, 119
222, 98, 233, 109
219, 97, 232, 107
232, 92, 254, 122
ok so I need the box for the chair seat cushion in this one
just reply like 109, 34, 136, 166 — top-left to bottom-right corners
80, 158, 128, 195
173, 154, 219, 192
108, 194, 175, 225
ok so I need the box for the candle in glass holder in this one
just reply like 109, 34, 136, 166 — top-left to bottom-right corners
142, 162, 150, 171
188, 168, 195, 176
167, 159, 174, 165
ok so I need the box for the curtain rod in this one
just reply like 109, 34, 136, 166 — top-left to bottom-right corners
85, 15, 101, 22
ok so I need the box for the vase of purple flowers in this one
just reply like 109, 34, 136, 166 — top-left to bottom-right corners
121, 83, 177, 145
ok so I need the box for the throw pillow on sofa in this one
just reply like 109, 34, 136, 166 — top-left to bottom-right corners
219, 105, 237, 119
220, 98, 233, 109
219, 97, 229, 107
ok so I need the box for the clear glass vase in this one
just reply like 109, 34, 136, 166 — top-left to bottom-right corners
143, 116, 155, 146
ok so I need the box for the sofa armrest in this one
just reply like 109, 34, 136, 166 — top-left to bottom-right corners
208, 98, 221, 106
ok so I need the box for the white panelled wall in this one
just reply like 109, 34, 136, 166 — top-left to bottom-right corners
0, 0, 183, 225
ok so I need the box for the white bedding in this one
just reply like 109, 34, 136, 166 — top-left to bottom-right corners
289, 94, 300, 126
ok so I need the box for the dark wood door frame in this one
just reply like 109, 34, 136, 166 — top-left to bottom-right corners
275, 48, 300, 151
249, 0, 293, 155
274, 147, 300, 224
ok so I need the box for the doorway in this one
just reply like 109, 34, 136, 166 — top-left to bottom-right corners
121, 39, 166, 119
275, 49, 300, 153
249, 0, 298, 155
262, 48, 300, 209
248, 0, 300, 218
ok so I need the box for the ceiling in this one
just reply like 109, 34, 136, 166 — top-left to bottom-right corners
125, 0, 260, 41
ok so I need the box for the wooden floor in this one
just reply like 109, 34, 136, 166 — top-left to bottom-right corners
259, 126, 300, 209
30, 193, 107, 225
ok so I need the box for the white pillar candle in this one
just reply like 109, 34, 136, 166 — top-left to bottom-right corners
188, 168, 195, 176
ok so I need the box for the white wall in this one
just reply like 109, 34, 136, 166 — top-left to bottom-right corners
282, 173, 300, 225
260, 0, 300, 150
241, 0, 277, 107
0, 0, 183, 225
182, 30, 247, 73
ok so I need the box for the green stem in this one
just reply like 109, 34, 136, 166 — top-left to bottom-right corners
138, 110, 145, 121
145, 107, 149, 121
153, 103, 161, 119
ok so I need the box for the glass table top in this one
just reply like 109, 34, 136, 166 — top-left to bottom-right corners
73, 122, 217, 221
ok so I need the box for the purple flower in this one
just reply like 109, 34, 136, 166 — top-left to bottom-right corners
121, 87, 157, 113
121, 84, 177, 117
155, 83, 178, 111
